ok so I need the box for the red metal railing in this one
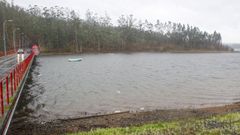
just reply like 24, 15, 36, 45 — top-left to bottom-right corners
0, 53, 34, 117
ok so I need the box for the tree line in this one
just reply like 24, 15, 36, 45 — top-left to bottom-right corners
0, 0, 232, 53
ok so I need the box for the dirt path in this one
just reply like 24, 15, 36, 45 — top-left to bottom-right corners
7, 102, 240, 135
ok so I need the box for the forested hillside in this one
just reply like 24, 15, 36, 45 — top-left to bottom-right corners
0, 1, 232, 53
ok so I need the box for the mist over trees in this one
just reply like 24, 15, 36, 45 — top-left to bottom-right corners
0, 1, 231, 53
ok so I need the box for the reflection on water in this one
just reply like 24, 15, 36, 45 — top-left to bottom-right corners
13, 53, 240, 122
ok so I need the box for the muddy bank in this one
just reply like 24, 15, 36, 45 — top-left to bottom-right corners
7, 102, 240, 135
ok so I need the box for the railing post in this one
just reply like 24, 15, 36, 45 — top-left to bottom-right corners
10, 72, 13, 97
16, 67, 18, 89
6, 76, 9, 105
18, 64, 20, 81
14, 69, 16, 91
17, 65, 19, 87
0, 81, 4, 116
20, 63, 22, 80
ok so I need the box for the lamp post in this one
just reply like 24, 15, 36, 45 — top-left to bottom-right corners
3, 19, 13, 56
13, 28, 20, 52
20, 33, 24, 49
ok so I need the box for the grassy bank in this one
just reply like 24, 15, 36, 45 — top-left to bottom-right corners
68, 112, 240, 135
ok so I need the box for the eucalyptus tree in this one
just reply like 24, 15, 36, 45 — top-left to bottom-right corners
0, 0, 231, 53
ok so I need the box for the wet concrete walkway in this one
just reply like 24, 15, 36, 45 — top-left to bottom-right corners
0, 54, 17, 79
0, 54, 29, 79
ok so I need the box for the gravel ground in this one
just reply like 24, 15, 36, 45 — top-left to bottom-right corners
7, 102, 240, 135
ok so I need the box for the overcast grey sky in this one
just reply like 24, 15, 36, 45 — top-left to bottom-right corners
11, 0, 240, 43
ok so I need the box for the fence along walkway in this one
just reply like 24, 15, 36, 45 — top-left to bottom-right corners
0, 53, 35, 134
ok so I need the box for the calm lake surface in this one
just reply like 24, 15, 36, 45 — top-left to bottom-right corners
14, 52, 240, 122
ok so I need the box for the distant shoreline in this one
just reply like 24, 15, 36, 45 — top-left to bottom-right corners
39, 50, 234, 56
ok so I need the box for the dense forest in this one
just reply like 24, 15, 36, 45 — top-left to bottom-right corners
0, 0, 232, 54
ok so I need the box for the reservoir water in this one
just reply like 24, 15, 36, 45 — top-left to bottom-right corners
13, 52, 240, 122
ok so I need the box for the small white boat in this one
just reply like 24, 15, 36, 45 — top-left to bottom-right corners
68, 58, 82, 62
234, 48, 240, 52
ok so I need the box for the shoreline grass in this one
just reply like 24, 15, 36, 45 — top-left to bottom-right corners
68, 112, 240, 135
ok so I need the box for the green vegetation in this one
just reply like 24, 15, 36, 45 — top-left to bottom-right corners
0, 0, 232, 53
68, 112, 240, 135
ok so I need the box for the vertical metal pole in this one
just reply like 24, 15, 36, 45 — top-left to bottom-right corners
13, 29, 16, 52
3, 21, 7, 56
6, 76, 9, 105
21, 34, 23, 50
19, 34, 21, 49
23, 34, 25, 50
16, 67, 18, 88
18, 65, 20, 85
16, 66, 19, 86
3, 20, 13, 56
13, 70, 16, 91
0, 81, 4, 116
10, 72, 13, 97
